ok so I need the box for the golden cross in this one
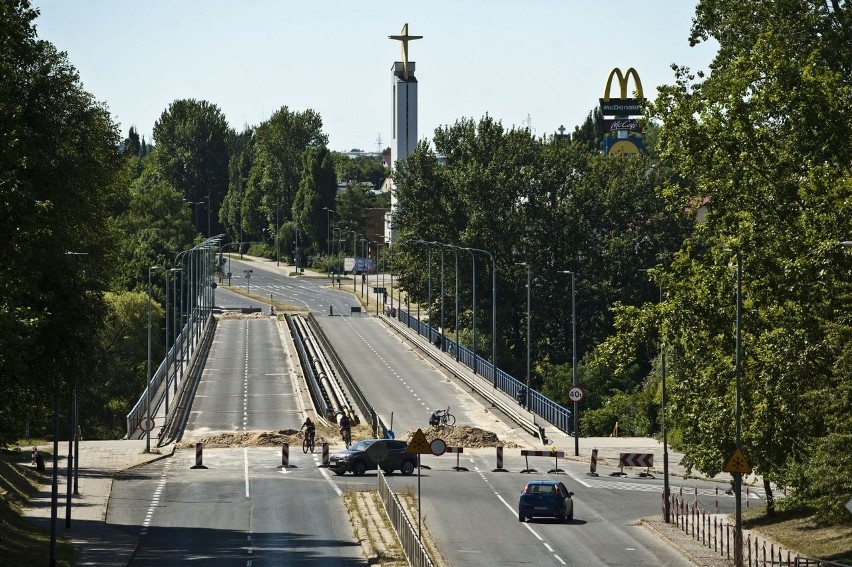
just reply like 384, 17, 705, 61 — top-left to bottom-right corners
388, 23, 423, 80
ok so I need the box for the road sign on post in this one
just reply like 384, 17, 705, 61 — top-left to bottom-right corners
723, 447, 752, 474
567, 386, 585, 403
406, 428, 432, 454
430, 438, 447, 456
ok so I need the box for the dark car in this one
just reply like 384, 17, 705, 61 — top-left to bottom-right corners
518, 480, 574, 522
328, 439, 417, 476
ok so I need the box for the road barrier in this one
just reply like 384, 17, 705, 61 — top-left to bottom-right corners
443, 447, 467, 471
610, 452, 654, 477
31, 446, 37, 466
321, 442, 329, 467
493, 446, 507, 472
587, 448, 599, 477
190, 442, 207, 469
520, 449, 565, 474
278, 442, 289, 469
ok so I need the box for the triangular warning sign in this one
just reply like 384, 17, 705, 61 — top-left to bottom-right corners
723, 447, 752, 474
406, 428, 432, 454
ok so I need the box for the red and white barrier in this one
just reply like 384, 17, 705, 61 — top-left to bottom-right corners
520, 449, 566, 474
190, 442, 207, 469
493, 446, 507, 472
444, 446, 467, 471
614, 452, 654, 477
31, 446, 37, 466
587, 448, 599, 477
321, 442, 329, 467
619, 453, 654, 467
279, 442, 289, 469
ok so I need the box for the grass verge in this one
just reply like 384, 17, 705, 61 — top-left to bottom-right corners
742, 505, 852, 564
1, 447, 75, 566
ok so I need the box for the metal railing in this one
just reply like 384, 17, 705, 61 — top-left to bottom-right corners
377, 469, 435, 567
396, 307, 573, 434
125, 312, 211, 438
669, 493, 849, 567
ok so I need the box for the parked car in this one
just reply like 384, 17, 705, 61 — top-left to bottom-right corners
328, 438, 417, 476
518, 480, 574, 522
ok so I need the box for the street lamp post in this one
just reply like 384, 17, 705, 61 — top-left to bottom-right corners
431, 242, 446, 350
463, 247, 497, 385
516, 263, 532, 409
171, 265, 183, 394
164, 267, 181, 415
558, 270, 579, 456
324, 207, 335, 258
465, 248, 478, 373
186, 201, 205, 234
444, 244, 460, 361
724, 248, 744, 567
146, 265, 162, 453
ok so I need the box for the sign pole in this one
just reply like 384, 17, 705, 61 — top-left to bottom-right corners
417, 453, 421, 541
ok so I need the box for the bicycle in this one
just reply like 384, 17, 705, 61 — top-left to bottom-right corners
430, 407, 456, 427
342, 427, 352, 448
303, 429, 315, 453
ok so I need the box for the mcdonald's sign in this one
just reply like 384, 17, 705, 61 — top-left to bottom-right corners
599, 67, 644, 117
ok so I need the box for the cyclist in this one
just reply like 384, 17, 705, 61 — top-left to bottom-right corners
300, 416, 316, 445
339, 412, 352, 445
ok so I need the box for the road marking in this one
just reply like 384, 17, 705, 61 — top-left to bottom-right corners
319, 463, 343, 495
475, 465, 568, 563
569, 473, 760, 499
244, 448, 250, 497
140, 459, 172, 536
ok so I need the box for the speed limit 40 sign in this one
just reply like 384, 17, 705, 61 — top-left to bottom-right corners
567, 386, 585, 403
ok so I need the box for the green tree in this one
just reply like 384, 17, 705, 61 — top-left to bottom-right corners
112, 161, 198, 292
123, 126, 141, 158
152, 98, 232, 237
87, 291, 162, 438
331, 151, 388, 189
647, 0, 852, 519
220, 127, 255, 248
245, 106, 327, 247
0, 0, 123, 441
393, 115, 689, 385
292, 145, 337, 254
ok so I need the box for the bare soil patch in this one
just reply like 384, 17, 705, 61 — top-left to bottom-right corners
401, 425, 520, 448
215, 311, 273, 319
176, 430, 330, 448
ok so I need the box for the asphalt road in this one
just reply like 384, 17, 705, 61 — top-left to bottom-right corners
109, 259, 742, 565
111, 314, 365, 565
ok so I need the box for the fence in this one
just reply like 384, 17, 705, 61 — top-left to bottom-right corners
377, 469, 435, 567
669, 493, 849, 567
125, 309, 211, 438
396, 308, 573, 434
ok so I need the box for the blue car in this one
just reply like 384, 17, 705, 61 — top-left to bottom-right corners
518, 480, 574, 522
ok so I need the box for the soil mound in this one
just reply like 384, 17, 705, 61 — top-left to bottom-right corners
402, 425, 519, 448
176, 429, 326, 448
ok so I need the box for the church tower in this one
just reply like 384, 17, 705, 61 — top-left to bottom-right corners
386, 24, 422, 243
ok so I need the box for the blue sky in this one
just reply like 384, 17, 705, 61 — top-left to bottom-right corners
32, 1, 717, 153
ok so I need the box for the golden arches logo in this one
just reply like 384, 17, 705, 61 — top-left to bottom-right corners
602, 67, 644, 101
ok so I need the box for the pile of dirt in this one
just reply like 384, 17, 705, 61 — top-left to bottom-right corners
402, 425, 519, 449
215, 311, 271, 319
176, 430, 326, 448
